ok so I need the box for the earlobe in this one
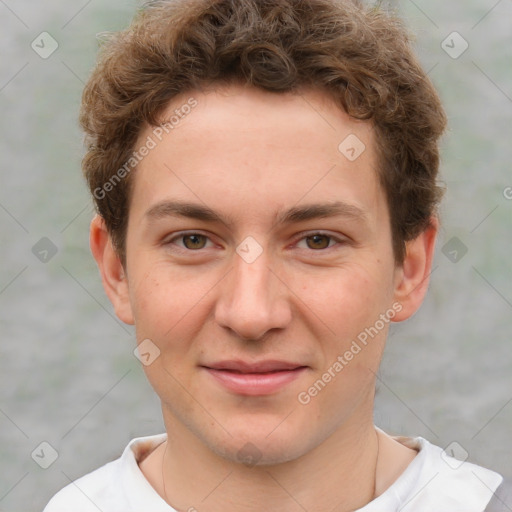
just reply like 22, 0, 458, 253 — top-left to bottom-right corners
392, 218, 438, 322
89, 215, 134, 325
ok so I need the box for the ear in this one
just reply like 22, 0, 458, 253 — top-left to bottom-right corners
391, 217, 438, 322
89, 215, 134, 325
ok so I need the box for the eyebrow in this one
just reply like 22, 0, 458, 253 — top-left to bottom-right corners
144, 200, 368, 227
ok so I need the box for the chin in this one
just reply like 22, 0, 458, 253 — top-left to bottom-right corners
204, 427, 313, 467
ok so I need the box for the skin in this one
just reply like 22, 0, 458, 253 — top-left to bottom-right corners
90, 83, 437, 511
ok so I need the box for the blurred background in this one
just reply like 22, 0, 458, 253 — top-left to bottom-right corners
0, 0, 511, 510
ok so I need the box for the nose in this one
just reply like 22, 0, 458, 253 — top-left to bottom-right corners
214, 248, 292, 341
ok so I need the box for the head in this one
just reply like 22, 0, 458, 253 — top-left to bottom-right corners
85, 0, 446, 465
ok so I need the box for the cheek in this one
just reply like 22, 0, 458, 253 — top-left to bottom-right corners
299, 263, 391, 337
130, 271, 165, 326
130, 269, 206, 394
129, 262, 197, 324
295, 267, 391, 423
128, 264, 215, 357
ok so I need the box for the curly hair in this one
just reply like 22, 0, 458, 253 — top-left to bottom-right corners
80, 0, 447, 264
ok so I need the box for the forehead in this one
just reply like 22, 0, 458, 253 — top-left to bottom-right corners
155, 83, 376, 153
129, 84, 386, 231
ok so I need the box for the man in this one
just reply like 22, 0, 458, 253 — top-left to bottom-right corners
44, 0, 510, 510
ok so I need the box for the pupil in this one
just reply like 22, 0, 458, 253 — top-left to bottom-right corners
185, 235, 205, 249
308, 235, 329, 249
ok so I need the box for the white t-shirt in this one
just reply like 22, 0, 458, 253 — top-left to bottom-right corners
43, 431, 503, 512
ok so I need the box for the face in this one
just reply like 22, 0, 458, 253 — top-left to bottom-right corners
94, 84, 434, 465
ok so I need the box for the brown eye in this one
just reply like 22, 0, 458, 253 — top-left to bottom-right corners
305, 234, 331, 250
182, 234, 208, 250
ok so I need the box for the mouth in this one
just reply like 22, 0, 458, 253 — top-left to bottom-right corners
200, 360, 309, 396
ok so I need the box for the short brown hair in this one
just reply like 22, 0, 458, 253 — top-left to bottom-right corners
80, 0, 447, 264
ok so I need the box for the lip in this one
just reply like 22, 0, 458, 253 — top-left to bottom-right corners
201, 360, 309, 396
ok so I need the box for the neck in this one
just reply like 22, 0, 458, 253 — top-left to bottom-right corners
160, 415, 380, 512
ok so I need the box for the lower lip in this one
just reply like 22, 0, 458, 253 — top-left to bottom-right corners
203, 367, 308, 396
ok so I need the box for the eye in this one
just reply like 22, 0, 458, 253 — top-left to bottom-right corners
166, 232, 214, 251
296, 233, 343, 250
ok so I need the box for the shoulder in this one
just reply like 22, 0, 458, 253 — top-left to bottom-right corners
385, 433, 505, 512
43, 433, 168, 512
43, 458, 121, 512
483, 478, 512, 512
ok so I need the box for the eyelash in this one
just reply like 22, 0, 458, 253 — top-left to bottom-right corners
164, 231, 347, 253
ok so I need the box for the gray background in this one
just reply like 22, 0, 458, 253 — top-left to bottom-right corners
0, 1, 511, 511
